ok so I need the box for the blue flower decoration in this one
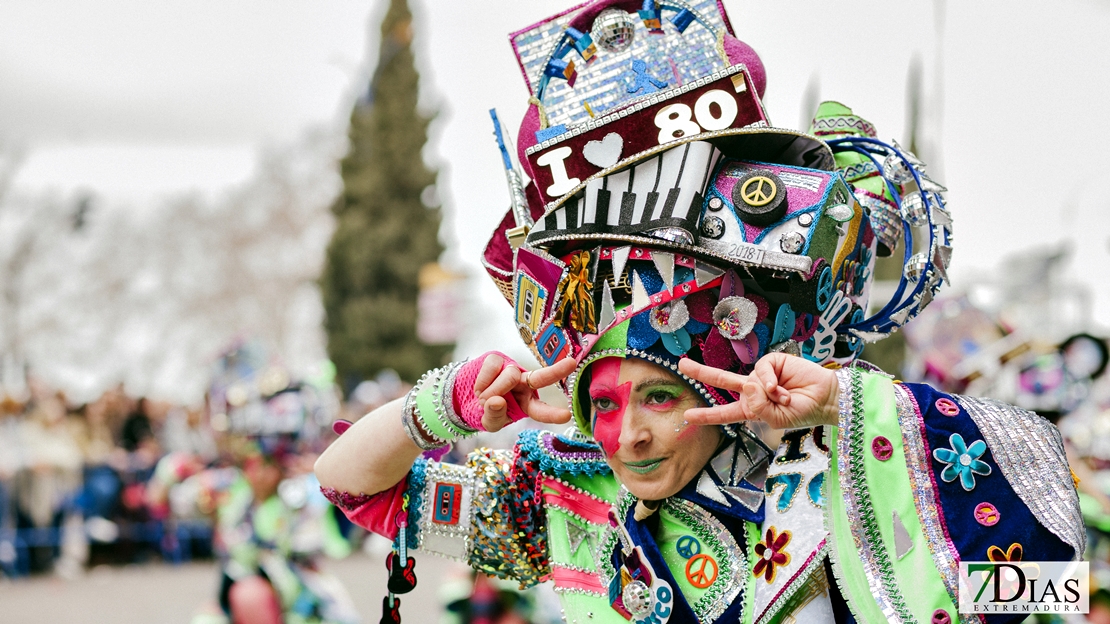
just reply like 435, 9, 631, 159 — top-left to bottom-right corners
932, 433, 992, 491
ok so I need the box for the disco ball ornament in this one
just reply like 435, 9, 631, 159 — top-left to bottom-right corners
900, 191, 928, 227
592, 8, 636, 53
622, 580, 653, 617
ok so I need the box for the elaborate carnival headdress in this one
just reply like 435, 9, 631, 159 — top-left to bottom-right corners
480, 0, 953, 431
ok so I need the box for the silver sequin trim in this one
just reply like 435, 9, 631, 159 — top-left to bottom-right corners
832, 368, 904, 623
894, 385, 967, 621
954, 395, 1085, 559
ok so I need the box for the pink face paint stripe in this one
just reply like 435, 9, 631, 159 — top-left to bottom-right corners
539, 476, 612, 524
551, 565, 606, 594
589, 358, 630, 457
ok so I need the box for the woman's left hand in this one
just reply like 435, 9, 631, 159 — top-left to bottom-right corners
678, 353, 839, 429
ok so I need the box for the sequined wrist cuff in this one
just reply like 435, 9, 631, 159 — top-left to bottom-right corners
402, 363, 477, 450
834, 367, 854, 429
402, 372, 447, 450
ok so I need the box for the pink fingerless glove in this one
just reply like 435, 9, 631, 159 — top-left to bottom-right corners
454, 351, 531, 431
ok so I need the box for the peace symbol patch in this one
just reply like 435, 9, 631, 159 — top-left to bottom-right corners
675, 535, 701, 559
685, 553, 718, 589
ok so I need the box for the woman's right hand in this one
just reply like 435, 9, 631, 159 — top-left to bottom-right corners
470, 354, 576, 432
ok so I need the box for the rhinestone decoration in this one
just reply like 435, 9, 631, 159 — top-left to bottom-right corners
622, 579, 653, 617
708, 197, 724, 211
648, 299, 690, 333
796, 212, 813, 227
648, 226, 695, 245
779, 231, 805, 254
826, 203, 854, 223
591, 8, 636, 53
699, 215, 725, 239
713, 296, 758, 340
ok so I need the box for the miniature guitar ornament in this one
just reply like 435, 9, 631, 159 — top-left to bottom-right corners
386, 550, 417, 594
380, 497, 416, 623
607, 508, 674, 623
379, 596, 402, 624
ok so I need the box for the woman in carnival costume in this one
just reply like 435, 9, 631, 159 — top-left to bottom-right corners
316, 2, 1084, 622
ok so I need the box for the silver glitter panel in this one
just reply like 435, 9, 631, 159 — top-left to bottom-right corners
510, 0, 728, 129
954, 395, 1086, 559
892, 385, 967, 619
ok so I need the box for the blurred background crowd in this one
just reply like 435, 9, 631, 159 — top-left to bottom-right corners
0, 340, 350, 578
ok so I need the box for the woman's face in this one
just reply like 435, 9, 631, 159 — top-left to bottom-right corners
587, 357, 722, 501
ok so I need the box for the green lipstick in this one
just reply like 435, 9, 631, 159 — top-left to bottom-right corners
624, 457, 665, 474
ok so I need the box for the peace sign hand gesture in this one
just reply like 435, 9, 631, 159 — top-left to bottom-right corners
678, 353, 840, 430
470, 353, 576, 432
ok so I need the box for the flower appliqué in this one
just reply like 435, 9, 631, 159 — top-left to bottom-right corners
627, 269, 710, 356
752, 527, 791, 583
987, 543, 1023, 563
932, 433, 992, 491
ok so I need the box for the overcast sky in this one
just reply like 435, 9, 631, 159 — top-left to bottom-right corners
3, 0, 1109, 360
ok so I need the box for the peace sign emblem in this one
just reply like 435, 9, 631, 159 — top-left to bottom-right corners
675, 535, 701, 559
685, 554, 718, 589
871, 436, 894, 461
740, 176, 778, 207
974, 502, 1001, 527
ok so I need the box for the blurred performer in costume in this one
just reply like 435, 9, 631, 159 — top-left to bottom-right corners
317, 2, 1084, 622
153, 346, 357, 624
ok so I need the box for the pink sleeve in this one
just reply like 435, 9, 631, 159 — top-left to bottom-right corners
321, 478, 408, 540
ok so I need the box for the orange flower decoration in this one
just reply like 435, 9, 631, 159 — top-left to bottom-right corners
753, 527, 791, 583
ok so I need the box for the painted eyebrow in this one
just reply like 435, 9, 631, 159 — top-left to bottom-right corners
634, 378, 685, 393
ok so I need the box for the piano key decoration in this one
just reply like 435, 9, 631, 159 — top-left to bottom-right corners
528, 141, 721, 247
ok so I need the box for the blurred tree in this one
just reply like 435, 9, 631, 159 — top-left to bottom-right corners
320, 0, 449, 390
0, 129, 340, 403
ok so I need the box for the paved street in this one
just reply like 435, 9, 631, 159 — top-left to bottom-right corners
0, 552, 454, 624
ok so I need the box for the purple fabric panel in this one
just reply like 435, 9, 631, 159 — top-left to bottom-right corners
722, 33, 766, 97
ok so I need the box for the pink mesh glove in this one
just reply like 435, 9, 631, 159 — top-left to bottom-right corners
454, 351, 531, 431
